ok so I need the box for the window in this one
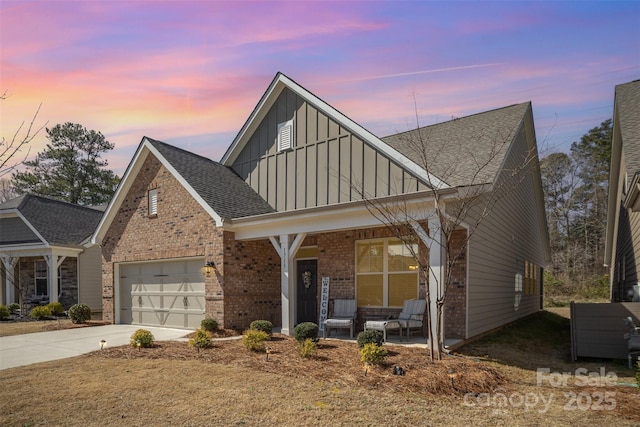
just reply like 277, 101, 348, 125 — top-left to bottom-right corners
356, 238, 418, 307
148, 189, 158, 216
35, 260, 48, 296
524, 260, 538, 295
277, 119, 294, 152
514, 273, 523, 310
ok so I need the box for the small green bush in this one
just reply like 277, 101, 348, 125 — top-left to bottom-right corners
242, 329, 269, 352
357, 329, 383, 348
0, 305, 10, 320
8, 303, 20, 314
360, 342, 388, 365
189, 328, 212, 350
250, 320, 273, 335
299, 338, 317, 358
47, 301, 65, 316
294, 322, 318, 342
68, 303, 91, 323
200, 318, 218, 332
30, 305, 52, 320
130, 329, 155, 348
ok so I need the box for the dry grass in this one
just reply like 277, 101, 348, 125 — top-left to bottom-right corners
1, 311, 639, 426
0, 319, 108, 337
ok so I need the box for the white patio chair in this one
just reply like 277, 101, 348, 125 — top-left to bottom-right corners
397, 299, 427, 338
323, 299, 357, 338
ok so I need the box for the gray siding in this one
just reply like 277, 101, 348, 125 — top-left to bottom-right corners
612, 203, 640, 301
571, 302, 640, 360
231, 88, 423, 211
465, 117, 547, 338
78, 245, 103, 314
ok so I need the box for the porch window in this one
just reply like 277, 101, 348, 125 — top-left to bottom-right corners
356, 238, 418, 307
35, 260, 48, 296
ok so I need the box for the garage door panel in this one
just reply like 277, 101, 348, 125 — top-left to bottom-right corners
119, 258, 205, 329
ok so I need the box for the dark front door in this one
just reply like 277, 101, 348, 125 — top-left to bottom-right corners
296, 259, 318, 324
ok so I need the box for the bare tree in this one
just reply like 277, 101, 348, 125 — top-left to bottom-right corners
0, 178, 17, 203
0, 91, 46, 178
351, 106, 540, 360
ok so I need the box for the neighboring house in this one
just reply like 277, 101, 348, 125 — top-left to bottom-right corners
92, 72, 550, 344
0, 194, 104, 313
605, 79, 640, 302
570, 80, 640, 362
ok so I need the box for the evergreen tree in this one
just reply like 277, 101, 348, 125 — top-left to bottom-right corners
12, 122, 119, 205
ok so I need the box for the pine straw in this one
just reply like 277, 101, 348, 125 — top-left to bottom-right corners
91, 334, 506, 396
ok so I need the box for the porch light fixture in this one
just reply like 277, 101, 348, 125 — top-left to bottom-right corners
203, 261, 217, 277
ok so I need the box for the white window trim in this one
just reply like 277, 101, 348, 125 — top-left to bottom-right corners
355, 237, 419, 308
277, 119, 294, 152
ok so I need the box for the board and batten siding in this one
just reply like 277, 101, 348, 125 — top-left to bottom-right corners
465, 114, 546, 339
230, 88, 426, 211
78, 244, 103, 314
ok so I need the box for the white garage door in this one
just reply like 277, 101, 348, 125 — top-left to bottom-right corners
119, 258, 205, 329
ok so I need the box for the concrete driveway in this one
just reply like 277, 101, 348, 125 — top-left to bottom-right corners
0, 324, 189, 370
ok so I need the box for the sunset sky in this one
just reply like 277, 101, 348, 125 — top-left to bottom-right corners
1, 1, 639, 176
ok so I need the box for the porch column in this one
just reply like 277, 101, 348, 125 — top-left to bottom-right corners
1, 256, 18, 305
269, 233, 306, 335
44, 254, 66, 303
427, 218, 446, 346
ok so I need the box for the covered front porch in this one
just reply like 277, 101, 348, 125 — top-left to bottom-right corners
1, 246, 84, 310
227, 194, 468, 343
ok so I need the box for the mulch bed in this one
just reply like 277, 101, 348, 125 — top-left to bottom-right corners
90, 334, 506, 396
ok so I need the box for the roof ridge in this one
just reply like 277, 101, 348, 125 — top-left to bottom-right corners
144, 136, 219, 165
1, 193, 104, 212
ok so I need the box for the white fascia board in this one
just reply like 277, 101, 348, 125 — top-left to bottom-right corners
0, 245, 83, 259
16, 211, 47, 246
228, 191, 464, 241
92, 139, 225, 245
221, 73, 448, 190
91, 141, 149, 245
144, 140, 224, 227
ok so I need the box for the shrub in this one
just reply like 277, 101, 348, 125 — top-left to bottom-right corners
130, 329, 155, 348
47, 301, 65, 316
357, 329, 383, 348
360, 342, 388, 365
189, 328, 212, 350
8, 303, 20, 314
68, 303, 91, 324
0, 305, 10, 320
242, 329, 269, 352
299, 338, 317, 358
294, 322, 318, 342
200, 318, 218, 332
30, 305, 52, 320
250, 320, 273, 335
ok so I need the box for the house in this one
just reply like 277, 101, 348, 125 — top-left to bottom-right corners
571, 80, 640, 362
0, 194, 104, 314
605, 79, 640, 302
92, 72, 550, 343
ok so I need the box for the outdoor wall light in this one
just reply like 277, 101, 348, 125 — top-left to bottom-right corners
203, 261, 217, 277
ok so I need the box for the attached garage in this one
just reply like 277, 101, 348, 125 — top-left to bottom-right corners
119, 258, 205, 329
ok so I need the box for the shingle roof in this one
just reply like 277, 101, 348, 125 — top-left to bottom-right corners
146, 138, 275, 219
615, 80, 640, 174
381, 103, 530, 187
0, 194, 104, 245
